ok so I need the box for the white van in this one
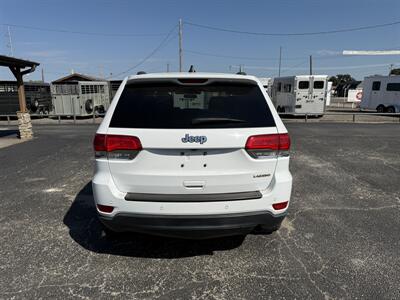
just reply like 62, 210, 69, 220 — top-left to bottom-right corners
92, 73, 292, 239
360, 75, 400, 113
271, 75, 328, 115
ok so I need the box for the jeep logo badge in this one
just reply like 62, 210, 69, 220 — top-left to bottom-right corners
181, 134, 207, 144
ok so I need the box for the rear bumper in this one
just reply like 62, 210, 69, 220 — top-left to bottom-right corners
99, 211, 286, 239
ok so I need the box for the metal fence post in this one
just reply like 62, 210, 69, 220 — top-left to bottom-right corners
7, 115, 10, 125
353, 114, 355, 123
93, 110, 95, 124
58, 115, 61, 124
305, 114, 308, 122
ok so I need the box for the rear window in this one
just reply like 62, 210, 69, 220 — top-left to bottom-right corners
110, 81, 276, 129
298, 81, 309, 89
372, 81, 381, 91
386, 83, 400, 91
313, 81, 324, 89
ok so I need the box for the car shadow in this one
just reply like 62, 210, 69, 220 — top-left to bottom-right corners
63, 182, 246, 258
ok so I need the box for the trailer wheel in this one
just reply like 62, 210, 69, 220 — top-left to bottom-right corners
386, 106, 395, 113
97, 105, 105, 114
376, 105, 385, 113
29, 99, 39, 113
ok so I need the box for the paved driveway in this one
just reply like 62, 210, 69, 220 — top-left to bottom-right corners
0, 123, 399, 299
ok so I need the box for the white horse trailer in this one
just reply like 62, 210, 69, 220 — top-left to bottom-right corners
360, 75, 400, 113
258, 77, 272, 96
51, 81, 110, 116
271, 75, 328, 115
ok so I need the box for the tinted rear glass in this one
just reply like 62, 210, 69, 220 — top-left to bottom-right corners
298, 81, 309, 89
387, 83, 400, 91
110, 81, 276, 128
372, 81, 381, 91
313, 81, 324, 89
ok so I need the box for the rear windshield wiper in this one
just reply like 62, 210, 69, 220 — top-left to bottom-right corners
191, 117, 248, 125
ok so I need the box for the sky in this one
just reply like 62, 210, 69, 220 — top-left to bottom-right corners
0, 0, 399, 81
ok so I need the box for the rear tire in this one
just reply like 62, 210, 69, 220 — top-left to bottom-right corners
386, 106, 395, 113
377, 105, 385, 113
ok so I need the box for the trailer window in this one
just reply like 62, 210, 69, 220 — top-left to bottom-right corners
298, 81, 309, 89
372, 81, 381, 91
386, 83, 400, 91
313, 81, 324, 89
283, 84, 291, 92
277, 82, 282, 92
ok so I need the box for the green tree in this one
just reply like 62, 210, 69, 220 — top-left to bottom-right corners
390, 68, 400, 75
328, 74, 355, 86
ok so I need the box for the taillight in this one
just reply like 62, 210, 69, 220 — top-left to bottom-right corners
97, 204, 114, 213
272, 201, 288, 210
94, 134, 142, 160
245, 133, 290, 159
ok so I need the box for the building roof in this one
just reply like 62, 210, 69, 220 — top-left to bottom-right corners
0, 55, 40, 68
52, 73, 104, 84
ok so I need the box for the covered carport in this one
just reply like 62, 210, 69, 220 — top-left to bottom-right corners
0, 54, 39, 139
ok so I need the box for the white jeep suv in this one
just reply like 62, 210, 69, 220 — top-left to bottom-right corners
93, 72, 292, 238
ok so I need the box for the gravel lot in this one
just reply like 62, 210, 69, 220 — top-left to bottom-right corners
0, 123, 399, 299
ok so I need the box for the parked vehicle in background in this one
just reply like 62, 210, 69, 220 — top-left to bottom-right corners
92, 72, 292, 239
271, 75, 328, 116
109, 80, 123, 102
326, 81, 333, 106
51, 81, 110, 116
0, 81, 52, 115
346, 82, 363, 103
258, 77, 272, 96
360, 75, 400, 113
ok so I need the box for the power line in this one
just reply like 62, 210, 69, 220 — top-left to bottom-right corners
1, 23, 166, 37
186, 49, 351, 62
185, 49, 305, 61
107, 25, 178, 79
277, 60, 309, 76
184, 20, 400, 36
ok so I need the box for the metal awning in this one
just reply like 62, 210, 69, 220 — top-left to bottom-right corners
0, 55, 39, 69
0, 55, 40, 113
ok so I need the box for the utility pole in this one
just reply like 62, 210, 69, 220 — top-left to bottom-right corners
7, 26, 14, 57
179, 18, 183, 72
167, 63, 170, 72
41, 68, 45, 82
278, 46, 282, 77
309, 55, 313, 75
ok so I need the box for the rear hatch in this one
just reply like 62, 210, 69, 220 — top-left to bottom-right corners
106, 78, 278, 195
